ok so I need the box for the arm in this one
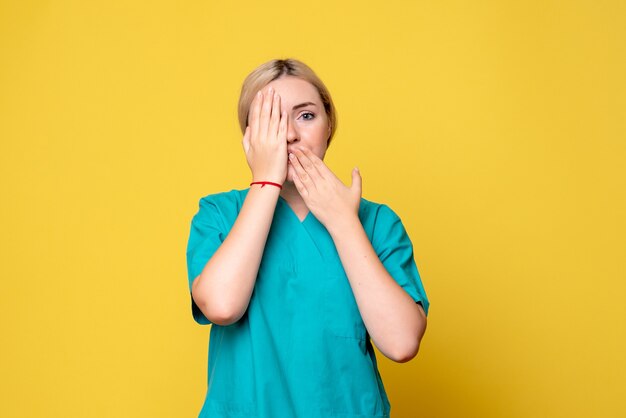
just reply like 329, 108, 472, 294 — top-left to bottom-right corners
191, 185, 280, 325
288, 146, 427, 363
327, 216, 427, 363
192, 88, 288, 325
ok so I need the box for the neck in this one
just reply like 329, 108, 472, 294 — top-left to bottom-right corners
279, 181, 302, 205
279, 181, 309, 220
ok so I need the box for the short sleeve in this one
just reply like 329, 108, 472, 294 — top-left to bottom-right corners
372, 204, 430, 316
185, 196, 227, 325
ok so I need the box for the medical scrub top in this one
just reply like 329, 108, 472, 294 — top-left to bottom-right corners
186, 188, 430, 418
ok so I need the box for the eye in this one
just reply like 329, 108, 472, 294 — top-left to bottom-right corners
299, 111, 315, 121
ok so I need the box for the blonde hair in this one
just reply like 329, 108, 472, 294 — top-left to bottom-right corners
237, 58, 338, 146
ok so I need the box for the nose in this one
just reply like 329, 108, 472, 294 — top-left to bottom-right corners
286, 117, 298, 143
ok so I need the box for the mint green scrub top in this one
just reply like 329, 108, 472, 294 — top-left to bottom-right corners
186, 188, 430, 418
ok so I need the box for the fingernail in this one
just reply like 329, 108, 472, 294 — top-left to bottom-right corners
289, 153, 295, 159
257, 90, 262, 97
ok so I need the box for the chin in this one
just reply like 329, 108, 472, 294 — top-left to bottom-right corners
285, 168, 294, 183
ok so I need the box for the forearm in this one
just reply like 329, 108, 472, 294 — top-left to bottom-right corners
191, 185, 280, 325
327, 216, 427, 362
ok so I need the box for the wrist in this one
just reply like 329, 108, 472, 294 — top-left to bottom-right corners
326, 212, 362, 237
251, 174, 285, 185
250, 180, 283, 190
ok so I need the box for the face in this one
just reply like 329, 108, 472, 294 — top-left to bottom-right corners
261, 76, 331, 183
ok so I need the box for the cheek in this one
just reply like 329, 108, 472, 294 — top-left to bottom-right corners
303, 124, 330, 145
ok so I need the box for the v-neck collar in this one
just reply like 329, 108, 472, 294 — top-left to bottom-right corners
277, 195, 311, 224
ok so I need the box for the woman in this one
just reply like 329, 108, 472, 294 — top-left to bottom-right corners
186, 58, 429, 418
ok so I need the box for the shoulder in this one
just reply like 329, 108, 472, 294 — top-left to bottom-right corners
193, 188, 250, 227
197, 188, 248, 209
358, 196, 403, 226
358, 196, 406, 242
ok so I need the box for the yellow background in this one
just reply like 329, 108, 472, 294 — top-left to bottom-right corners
1, 1, 624, 417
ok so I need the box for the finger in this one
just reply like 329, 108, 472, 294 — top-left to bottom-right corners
278, 111, 287, 144
299, 147, 334, 180
269, 92, 281, 140
250, 91, 262, 145
290, 162, 309, 197
260, 87, 274, 141
294, 148, 323, 181
351, 167, 362, 197
289, 152, 316, 191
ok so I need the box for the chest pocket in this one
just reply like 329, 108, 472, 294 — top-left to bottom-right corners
323, 264, 367, 342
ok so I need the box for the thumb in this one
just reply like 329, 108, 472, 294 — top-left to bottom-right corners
351, 166, 362, 196
242, 126, 251, 154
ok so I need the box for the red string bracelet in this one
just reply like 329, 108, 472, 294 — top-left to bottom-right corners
250, 181, 283, 190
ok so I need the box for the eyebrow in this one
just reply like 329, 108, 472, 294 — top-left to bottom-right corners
292, 102, 317, 110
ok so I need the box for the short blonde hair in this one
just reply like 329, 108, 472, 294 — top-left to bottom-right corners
237, 58, 338, 146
